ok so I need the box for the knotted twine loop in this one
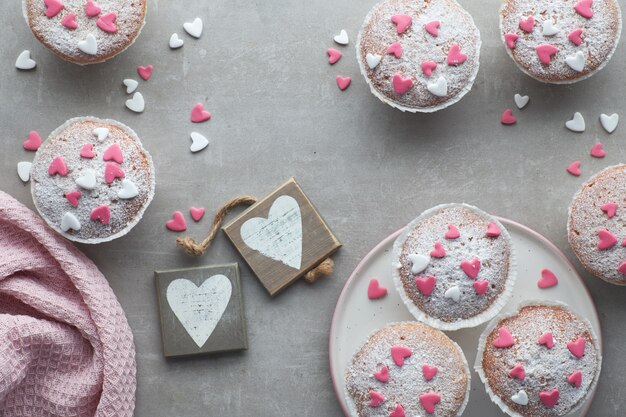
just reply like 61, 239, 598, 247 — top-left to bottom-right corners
175, 195, 334, 283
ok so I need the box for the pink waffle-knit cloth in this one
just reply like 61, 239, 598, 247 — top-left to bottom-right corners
0, 191, 136, 417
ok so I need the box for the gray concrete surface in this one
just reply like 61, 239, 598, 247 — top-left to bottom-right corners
1, 0, 625, 416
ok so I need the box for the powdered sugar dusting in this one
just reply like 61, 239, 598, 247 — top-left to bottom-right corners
345, 322, 470, 417
500, 0, 621, 83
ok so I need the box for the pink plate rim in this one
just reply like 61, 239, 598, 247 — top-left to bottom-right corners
328, 216, 601, 417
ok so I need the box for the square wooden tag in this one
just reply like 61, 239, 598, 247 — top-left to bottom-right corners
155, 263, 248, 358
223, 178, 341, 296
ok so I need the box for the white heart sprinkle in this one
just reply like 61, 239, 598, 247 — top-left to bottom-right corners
542, 20, 559, 36
123, 79, 138, 94
514, 94, 529, 109
427, 76, 448, 97
61, 212, 81, 232
78, 33, 98, 55
444, 286, 461, 302
334, 29, 349, 45
15, 50, 36, 70
17, 162, 32, 183
169, 33, 184, 49
600, 113, 619, 134
117, 179, 139, 199
511, 390, 529, 406
566, 112, 585, 132
75, 169, 97, 190
93, 127, 109, 142
565, 51, 585, 72
190, 132, 209, 153
125, 92, 145, 113
183, 17, 203, 38
366, 53, 382, 69
407, 253, 430, 274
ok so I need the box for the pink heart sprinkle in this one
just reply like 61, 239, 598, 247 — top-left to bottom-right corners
445, 224, 460, 239
336, 76, 351, 91
501, 108, 517, 125
392, 73, 413, 94
421, 61, 437, 77
97, 12, 117, 33
504, 33, 519, 49
447, 44, 467, 66
62, 12, 78, 29
326, 48, 342, 65
461, 258, 481, 279
623, 239, 626, 247
539, 388, 560, 409
166, 211, 187, 232
538, 268, 558, 289
391, 14, 412, 34
390, 345, 412, 367
590, 143, 605, 158
191, 103, 211, 123
368, 390, 385, 407
486, 222, 501, 237
430, 242, 446, 258
387, 42, 403, 59
389, 404, 405, 417
104, 162, 125, 184
597, 229, 618, 250
574, 0, 593, 19
519, 16, 534, 33
373, 365, 389, 383
103, 143, 124, 164
367, 278, 387, 300
568, 29, 584, 46
473, 280, 489, 295
567, 337, 586, 358
620, 261, 626, 275
85, 0, 101, 17
137, 65, 153, 81
48, 156, 68, 176
493, 327, 515, 348
80, 144, 95, 159
190, 207, 205, 222
44, 0, 64, 18
64, 190, 81, 207
23, 131, 42, 151
601, 202, 618, 218
422, 365, 438, 381
567, 161, 581, 176
424, 20, 440, 37
419, 392, 441, 414
538, 331, 554, 349
90, 205, 111, 225
508, 364, 525, 381
536, 44, 558, 65
568, 370, 582, 388
415, 276, 436, 296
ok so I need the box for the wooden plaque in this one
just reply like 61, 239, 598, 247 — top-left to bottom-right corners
155, 263, 248, 358
223, 178, 341, 296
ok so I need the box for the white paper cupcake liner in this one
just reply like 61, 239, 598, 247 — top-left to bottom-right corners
392, 203, 518, 331
344, 321, 471, 417
474, 300, 602, 417
355, 0, 482, 113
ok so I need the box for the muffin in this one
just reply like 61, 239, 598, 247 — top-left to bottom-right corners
356, 0, 481, 112
392, 203, 516, 330
568, 164, 626, 285
30, 117, 155, 243
22, 0, 147, 65
475, 302, 601, 417
345, 322, 470, 417
499, 0, 622, 84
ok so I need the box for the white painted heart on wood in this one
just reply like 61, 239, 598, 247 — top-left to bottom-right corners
240, 195, 303, 270
167, 275, 232, 348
